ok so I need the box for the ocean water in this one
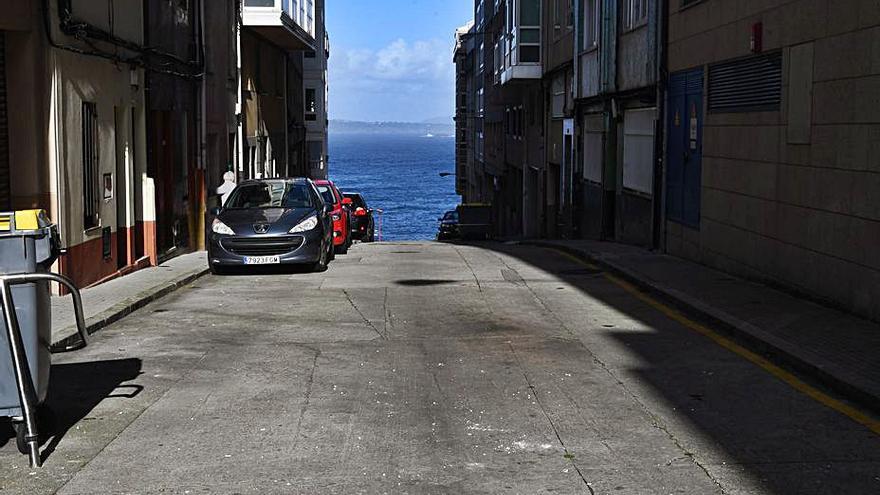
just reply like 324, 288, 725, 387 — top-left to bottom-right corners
328, 133, 459, 241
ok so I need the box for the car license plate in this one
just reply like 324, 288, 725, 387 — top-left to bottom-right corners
244, 255, 280, 265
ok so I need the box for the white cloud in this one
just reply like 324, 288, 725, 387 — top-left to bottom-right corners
333, 38, 451, 83
328, 38, 455, 121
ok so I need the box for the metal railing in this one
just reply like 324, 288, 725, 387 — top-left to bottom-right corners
1, 273, 88, 467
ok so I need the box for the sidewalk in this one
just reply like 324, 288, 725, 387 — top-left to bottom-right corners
51, 251, 209, 347
527, 239, 880, 412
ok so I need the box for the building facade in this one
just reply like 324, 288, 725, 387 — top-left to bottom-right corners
455, 0, 878, 320
203, 0, 243, 214
573, 0, 662, 246
1, 0, 332, 290
664, 0, 880, 321
144, 0, 203, 261
454, 22, 476, 202
542, 0, 575, 239
240, 0, 317, 182
41, 0, 149, 288
302, 0, 330, 179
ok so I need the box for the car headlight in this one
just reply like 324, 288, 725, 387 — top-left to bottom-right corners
289, 215, 318, 233
212, 219, 235, 235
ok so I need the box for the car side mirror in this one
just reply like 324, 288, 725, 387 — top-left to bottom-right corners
209, 207, 221, 216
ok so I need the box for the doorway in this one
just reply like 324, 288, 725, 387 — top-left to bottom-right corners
666, 68, 704, 228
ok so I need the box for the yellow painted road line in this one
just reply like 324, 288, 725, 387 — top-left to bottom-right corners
549, 247, 880, 436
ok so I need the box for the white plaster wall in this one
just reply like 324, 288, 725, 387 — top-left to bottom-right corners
51, 49, 146, 248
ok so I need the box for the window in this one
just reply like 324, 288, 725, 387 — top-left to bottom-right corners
507, 0, 541, 64
81, 102, 100, 229
583, 0, 599, 50
623, 0, 648, 31
477, 88, 484, 117
305, 87, 317, 118
493, 40, 503, 83
226, 182, 314, 209
478, 42, 485, 73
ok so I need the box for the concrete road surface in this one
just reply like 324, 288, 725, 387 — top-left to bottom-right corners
1, 242, 878, 494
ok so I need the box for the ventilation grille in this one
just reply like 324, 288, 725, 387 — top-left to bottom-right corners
708, 52, 782, 112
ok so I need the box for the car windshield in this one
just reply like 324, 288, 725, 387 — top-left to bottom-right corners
443, 211, 458, 222
225, 182, 314, 209
316, 185, 337, 205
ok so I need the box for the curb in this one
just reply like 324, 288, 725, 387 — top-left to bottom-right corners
524, 240, 880, 414
51, 267, 210, 350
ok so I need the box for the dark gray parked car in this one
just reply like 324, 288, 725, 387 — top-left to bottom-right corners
208, 178, 334, 274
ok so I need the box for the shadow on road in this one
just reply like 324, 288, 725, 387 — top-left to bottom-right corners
0, 358, 143, 462
214, 264, 317, 276
395, 279, 459, 286
473, 241, 880, 495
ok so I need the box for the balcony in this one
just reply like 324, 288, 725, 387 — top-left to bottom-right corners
500, 0, 542, 84
243, 0, 316, 51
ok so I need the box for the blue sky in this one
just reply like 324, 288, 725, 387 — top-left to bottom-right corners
326, 0, 473, 123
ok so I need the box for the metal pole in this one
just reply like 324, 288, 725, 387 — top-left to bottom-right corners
0, 279, 42, 467
2, 273, 89, 350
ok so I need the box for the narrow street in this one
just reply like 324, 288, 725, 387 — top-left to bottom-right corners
2, 242, 878, 494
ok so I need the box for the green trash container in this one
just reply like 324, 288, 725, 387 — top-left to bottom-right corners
0, 210, 62, 454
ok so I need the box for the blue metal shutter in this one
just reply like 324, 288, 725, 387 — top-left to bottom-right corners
708, 52, 782, 112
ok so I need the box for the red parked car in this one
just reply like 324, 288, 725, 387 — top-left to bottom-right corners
313, 179, 352, 254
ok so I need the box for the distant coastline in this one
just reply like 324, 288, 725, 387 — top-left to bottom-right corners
330, 119, 454, 137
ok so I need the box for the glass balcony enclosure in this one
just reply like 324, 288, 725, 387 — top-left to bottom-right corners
243, 0, 316, 50
501, 0, 542, 84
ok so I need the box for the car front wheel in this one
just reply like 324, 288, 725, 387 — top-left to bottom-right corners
312, 242, 330, 272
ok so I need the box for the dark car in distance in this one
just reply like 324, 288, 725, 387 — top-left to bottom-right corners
208, 178, 334, 274
343, 192, 375, 242
437, 210, 460, 241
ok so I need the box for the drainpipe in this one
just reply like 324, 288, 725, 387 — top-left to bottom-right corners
235, 2, 245, 181
284, 54, 289, 177
652, 0, 668, 251
197, 0, 207, 249
571, 0, 581, 240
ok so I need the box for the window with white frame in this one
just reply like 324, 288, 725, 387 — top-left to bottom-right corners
504, 0, 541, 67
583, 0, 599, 50
623, 0, 648, 31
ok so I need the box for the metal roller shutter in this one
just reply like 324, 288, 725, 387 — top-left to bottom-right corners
0, 32, 9, 210
708, 52, 782, 112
